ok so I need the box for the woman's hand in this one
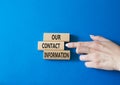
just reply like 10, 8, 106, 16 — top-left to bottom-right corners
66, 35, 120, 71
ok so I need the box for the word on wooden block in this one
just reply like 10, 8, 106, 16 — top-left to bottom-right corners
38, 33, 70, 60
44, 50, 70, 60
44, 33, 70, 42
38, 41, 64, 51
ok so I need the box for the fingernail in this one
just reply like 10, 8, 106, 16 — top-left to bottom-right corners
65, 43, 68, 47
80, 55, 85, 60
90, 35, 95, 38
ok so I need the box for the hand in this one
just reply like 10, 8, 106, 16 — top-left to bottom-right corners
66, 35, 120, 71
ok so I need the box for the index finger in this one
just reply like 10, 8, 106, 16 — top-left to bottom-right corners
65, 42, 78, 48
66, 42, 92, 48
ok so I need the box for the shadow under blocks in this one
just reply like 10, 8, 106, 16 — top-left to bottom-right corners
65, 34, 80, 61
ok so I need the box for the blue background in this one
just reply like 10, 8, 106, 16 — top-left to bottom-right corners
0, 0, 120, 85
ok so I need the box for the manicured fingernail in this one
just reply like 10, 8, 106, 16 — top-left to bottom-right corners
65, 43, 68, 47
90, 35, 95, 38
80, 55, 85, 60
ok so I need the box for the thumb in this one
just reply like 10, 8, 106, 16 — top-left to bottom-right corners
90, 35, 110, 41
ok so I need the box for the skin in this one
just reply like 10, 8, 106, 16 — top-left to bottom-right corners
66, 35, 120, 71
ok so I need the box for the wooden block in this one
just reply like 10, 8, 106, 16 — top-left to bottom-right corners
38, 41, 64, 51
44, 50, 70, 60
44, 33, 70, 42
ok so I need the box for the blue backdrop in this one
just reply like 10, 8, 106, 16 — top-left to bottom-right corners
0, 0, 120, 85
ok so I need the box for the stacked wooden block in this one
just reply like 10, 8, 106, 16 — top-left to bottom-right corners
38, 33, 70, 60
